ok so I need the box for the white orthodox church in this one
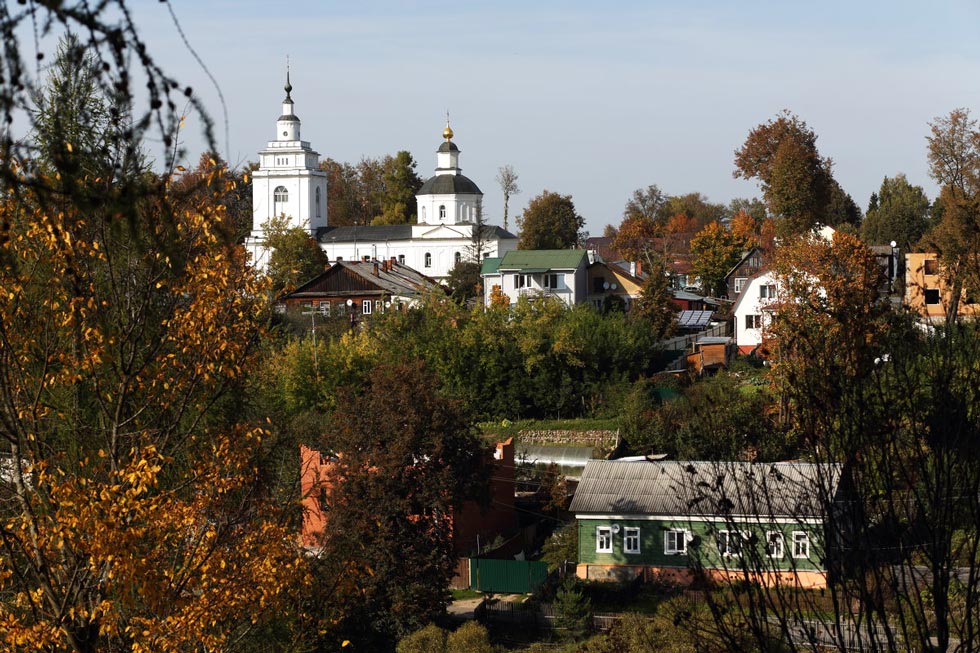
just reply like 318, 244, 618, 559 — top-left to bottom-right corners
246, 76, 518, 279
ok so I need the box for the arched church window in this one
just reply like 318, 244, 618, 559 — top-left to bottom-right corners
274, 186, 288, 216
425, 252, 432, 268
315, 187, 321, 218
455, 252, 462, 265
439, 205, 446, 220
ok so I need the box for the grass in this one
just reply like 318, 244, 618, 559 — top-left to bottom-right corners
479, 417, 620, 441
450, 588, 484, 601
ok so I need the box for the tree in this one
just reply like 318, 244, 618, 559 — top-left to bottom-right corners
517, 190, 585, 250
826, 179, 862, 228
623, 184, 670, 225
315, 360, 486, 648
553, 577, 592, 641
663, 192, 726, 232
541, 522, 579, 572
734, 110, 834, 236
689, 222, 747, 297
263, 214, 330, 296
372, 150, 424, 225
923, 109, 980, 322
321, 158, 367, 226
613, 214, 660, 267
496, 164, 520, 232
861, 174, 931, 251
631, 256, 676, 340
445, 260, 482, 303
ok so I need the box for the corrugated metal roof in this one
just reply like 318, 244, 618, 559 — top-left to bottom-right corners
498, 249, 588, 271
569, 460, 841, 520
517, 445, 595, 468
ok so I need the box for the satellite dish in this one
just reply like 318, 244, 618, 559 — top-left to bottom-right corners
611, 283, 618, 290
346, 299, 353, 307
603, 281, 610, 290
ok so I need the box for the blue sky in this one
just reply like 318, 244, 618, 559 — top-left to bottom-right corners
106, 1, 980, 233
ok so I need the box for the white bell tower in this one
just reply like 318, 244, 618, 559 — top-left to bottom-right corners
245, 69, 328, 270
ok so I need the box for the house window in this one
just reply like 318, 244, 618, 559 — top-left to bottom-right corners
398, 254, 405, 265
924, 259, 939, 275
745, 314, 762, 330
766, 531, 784, 558
319, 301, 330, 316
439, 205, 446, 220
664, 529, 688, 555
315, 187, 321, 218
624, 527, 641, 554
455, 252, 462, 265
733, 277, 746, 294
515, 274, 528, 289
362, 300, 372, 315
424, 252, 432, 268
596, 527, 613, 553
792, 532, 810, 559
759, 284, 777, 299
924, 288, 941, 305
717, 530, 743, 557
544, 273, 560, 290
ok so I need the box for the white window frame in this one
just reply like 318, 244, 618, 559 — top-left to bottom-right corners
515, 274, 527, 289
624, 527, 641, 554
596, 526, 613, 553
766, 531, 784, 558
759, 284, 777, 299
718, 530, 744, 557
319, 301, 330, 316
733, 277, 746, 294
745, 314, 762, 330
664, 529, 688, 555
792, 531, 810, 559
362, 300, 373, 315
543, 273, 560, 289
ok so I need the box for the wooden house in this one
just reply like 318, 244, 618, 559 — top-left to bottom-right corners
569, 459, 842, 588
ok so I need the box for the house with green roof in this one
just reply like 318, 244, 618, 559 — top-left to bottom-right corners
481, 249, 590, 307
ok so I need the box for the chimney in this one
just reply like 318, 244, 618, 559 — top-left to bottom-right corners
373, 261, 379, 277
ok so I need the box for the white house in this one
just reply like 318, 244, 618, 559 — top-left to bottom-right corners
731, 270, 779, 354
481, 250, 590, 308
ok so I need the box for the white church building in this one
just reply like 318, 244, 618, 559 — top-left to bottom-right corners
246, 76, 518, 279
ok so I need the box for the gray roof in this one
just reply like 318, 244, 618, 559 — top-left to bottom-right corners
318, 225, 413, 242
517, 445, 595, 469
437, 141, 460, 153
278, 114, 300, 122
317, 223, 516, 244
417, 173, 482, 196
285, 260, 442, 300
569, 460, 841, 520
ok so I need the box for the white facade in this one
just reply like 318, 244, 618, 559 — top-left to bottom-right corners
732, 271, 779, 353
245, 74, 328, 270
482, 269, 584, 308
414, 120, 483, 227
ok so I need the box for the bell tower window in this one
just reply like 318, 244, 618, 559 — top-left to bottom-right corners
274, 186, 288, 216
439, 205, 446, 220
315, 187, 321, 218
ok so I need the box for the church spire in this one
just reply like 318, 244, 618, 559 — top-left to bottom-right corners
277, 61, 300, 141
284, 57, 293, 103
443, 111, 453, 141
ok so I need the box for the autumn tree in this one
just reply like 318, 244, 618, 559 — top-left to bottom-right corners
517, 190, 585, 249
631, 255, 676, 340
734, 110, 834, 236
861, 173, 931, 251
613, 213, 659, 266
663, 192, 726, 232
263, 214, 330, 296
923, 108, 980, 321
496, 164, 520, 232
321, 152, 423, 226
689, 221, 748, 297
623, 184, 670, 224
314, 360, 486, 648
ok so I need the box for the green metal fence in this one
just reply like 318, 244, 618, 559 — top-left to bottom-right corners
469, 558, 549, 594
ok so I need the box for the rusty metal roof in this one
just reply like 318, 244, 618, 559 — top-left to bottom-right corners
569, 460, 841, 520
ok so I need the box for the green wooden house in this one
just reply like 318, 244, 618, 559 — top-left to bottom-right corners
568, 460, 842, 587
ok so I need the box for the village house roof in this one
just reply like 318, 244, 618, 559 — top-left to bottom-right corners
280, 260, 442, 302
317, 224, 516, 243
569, 460, 841, 521
496, 249, 589, 272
